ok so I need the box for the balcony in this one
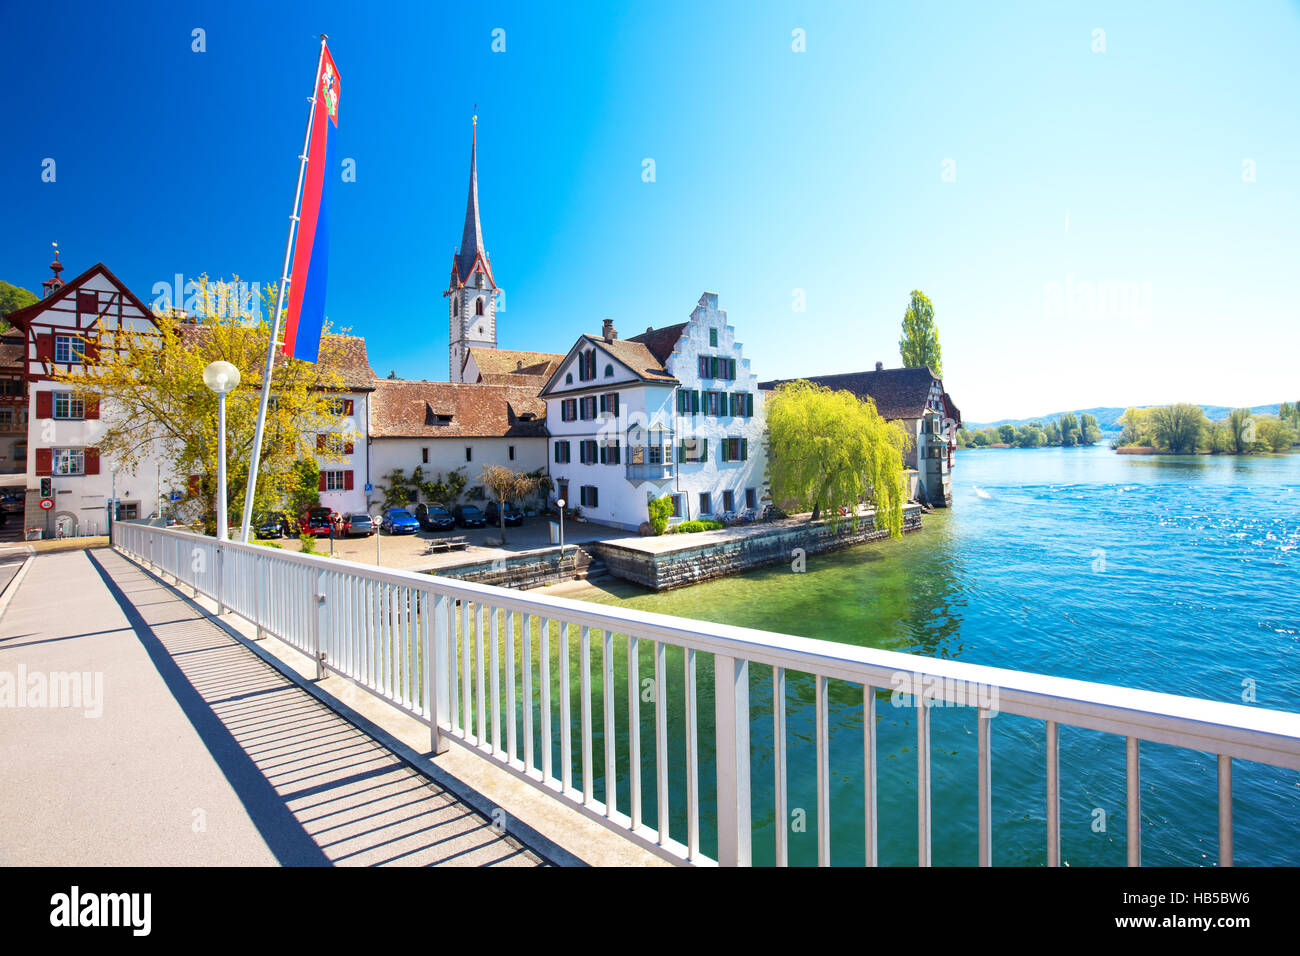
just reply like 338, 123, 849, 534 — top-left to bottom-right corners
625, 444, 675, 482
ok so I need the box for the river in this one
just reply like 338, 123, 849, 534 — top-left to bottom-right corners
573, 445, 1300, 865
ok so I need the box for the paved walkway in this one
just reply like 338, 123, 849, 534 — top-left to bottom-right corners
0, 548, 543, 866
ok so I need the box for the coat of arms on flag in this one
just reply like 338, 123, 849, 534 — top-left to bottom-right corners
282, 42, 340, 363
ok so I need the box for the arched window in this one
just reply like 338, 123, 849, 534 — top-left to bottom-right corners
604, 364, 614, 378
475, 298, 485, 316
565, 373, 573, 385
452, 298, 459, 316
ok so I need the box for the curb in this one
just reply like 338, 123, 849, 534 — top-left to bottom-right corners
0, 555, 35, 623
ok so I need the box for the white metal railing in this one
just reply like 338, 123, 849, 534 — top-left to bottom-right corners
112, 521, 1300, 867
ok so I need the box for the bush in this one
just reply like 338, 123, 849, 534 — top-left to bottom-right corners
671, 519, 723, 534
647, 495, 674, 535
254, 539, 282, 549
298, 531, 319, 554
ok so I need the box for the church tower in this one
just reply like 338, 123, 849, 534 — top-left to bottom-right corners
446, 116, 499, 383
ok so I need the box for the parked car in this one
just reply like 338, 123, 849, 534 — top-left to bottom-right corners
484, 500, 522, 527
0, 490, 24, 514
453, 504, 487, 528
342, 512, 375, 537
253, 511, 294, 538
415, 502, 455, 532
381, 508, 419, 534
301, 507, 334, 536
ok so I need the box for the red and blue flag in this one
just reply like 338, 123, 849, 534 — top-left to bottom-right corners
282, 43, 340, 363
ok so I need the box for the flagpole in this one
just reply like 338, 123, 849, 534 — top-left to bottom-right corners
239, 34, 328, 543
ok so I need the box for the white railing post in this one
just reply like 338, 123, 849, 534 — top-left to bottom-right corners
429, 592, 451, 754
313, 568, 327, 680
714, 653, 751, 866
215, 541, 225, 615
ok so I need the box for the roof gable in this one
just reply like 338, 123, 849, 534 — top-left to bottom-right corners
4, 262, 161, 333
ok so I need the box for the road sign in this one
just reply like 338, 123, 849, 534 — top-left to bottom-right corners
39, 497, 53, 511
364, 483, 372, 493
170, 491, 182, 501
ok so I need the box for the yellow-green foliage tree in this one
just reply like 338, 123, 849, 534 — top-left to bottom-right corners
764, 380, 910, 536
56, 276, 358, 531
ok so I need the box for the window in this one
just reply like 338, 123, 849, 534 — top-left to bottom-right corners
324, 470, 347, 492
580, 396, 598, 420
699, 492, 712, 515
676, 388, 700, 415
720, 437, 749, 462
577, 349, 596, 381
557, 480, 569, 504
580, 440, 598, 464
599, 392, 620, 417
53, 392, 84, 420
0, 410, 11, 428
422, 447, 429, 464
722, 490, 735, 513
54, 448, 84, 475
679, 437, 708, 463
465, 447, 473, 462
580, 485, 598, 508
709, 328, 718, 347
561, 398, 577, 421
671, 494, 684, 518
604, 364, 614, 378
54, 335, 84, 364
706, 391, 723, 416
746, 488, 757, 510
508, 445, 515, 461
453, 298, 459, 316
698, 356, 736, 380
600, 440, 621, 465
565, 373, 573, 385
475, 298, 485, 316
554, 441, 571, 464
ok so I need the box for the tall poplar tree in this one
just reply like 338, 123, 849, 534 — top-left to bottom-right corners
899, 289, 943, 377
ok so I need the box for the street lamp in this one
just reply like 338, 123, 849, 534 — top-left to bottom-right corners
203, 361, 241, 539
556, 497, 566, 555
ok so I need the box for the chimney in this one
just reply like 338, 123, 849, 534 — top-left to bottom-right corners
875, 361, 884, 372
602, 318, 617, 342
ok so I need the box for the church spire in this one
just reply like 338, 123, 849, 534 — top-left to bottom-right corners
453, 113, 492, 286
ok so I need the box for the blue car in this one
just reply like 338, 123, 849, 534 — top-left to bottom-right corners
381, 508, 419, 534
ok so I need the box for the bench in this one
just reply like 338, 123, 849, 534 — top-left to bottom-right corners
425, 536, 469, 554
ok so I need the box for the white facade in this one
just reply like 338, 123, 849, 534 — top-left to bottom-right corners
542, 293, 768, 532
314, 389, 372, 516
368, 436, 548, 509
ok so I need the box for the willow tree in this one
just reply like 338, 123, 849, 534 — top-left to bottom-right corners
480, 465, 544, 543
1149, 403, 1208, 455
56, 275, 357, 531
764, 380, 910, 536
899, 289, 943, 377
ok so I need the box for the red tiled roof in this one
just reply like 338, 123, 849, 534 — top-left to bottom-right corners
626, 322, 687, 364
369, 380, 547, 439
580, 334, 678, 383
176, 326, 378, 389
466, 346, 563, 383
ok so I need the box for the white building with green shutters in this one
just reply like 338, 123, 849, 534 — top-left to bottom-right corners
538, 293, 767, 532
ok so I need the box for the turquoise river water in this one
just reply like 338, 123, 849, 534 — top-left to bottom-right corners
566, 445, 1300, 865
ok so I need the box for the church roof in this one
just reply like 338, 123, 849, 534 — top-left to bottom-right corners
465, 346, 563, 384
451, 124, 494, 288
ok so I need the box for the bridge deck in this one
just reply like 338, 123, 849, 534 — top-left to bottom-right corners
0, 547, 542, 867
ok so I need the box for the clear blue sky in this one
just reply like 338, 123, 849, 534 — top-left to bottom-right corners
3, 0, 1297, 421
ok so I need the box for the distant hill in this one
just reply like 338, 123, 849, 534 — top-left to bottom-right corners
967, 404, 1285, 435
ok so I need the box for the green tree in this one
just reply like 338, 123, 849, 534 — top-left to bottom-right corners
1016, 424, 1045, 448
1226, 408, 1254, 454
0, 280, 38, 329
1255, 419, 1297, 452
58, 275, 354, 533
1078, 414, 1102, 446
898, 289, 943, 377
969, 430, 989, 447
1118, 407, 1153, 447
386, 369, 400, 379
1149, 404, 1208, 454
286, 457, 321, 518
997, 424, 1016, 444
1059, 413, 1079, 447
764, 380, 909, 534
647, 494, 674, 535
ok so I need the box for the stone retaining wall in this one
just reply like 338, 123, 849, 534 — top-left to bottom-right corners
593, 506, 923, 591
428, 544, 598, 590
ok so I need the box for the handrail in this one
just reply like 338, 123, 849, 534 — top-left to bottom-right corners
112, 520, 1300, 866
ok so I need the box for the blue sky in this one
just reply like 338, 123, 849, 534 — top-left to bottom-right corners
2, 0, 1297, 420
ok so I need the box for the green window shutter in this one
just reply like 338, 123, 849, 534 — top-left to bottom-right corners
742, 437, 748, 460
599, 394, 607, 413
747, 392, 754, 417
701, 438, 708, 463
679, 440, 686, 462
599, 444, 606, 464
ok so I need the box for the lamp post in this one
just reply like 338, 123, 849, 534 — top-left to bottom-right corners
203, 361, 242, 539
556, 497, 566, 558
